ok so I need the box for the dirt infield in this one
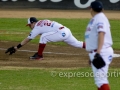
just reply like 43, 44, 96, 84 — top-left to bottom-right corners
0, 9, 120, 68
0, 9, 120, 19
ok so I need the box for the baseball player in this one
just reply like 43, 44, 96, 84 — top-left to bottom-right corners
5, 17, 85, 60
85, 1, 114, 90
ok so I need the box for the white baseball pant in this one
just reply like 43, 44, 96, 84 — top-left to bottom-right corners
89, 47, 113, 88
39, 27, 83, 48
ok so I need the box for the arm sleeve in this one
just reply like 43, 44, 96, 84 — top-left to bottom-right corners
96, 19, 106, 33
27, 28, 41, 39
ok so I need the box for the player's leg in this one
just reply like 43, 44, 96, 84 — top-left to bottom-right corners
29, 43, 45, 60
63, 31, 85, 48
93, 64, 110, 90
40, 31, 67, 43
89, 47, 113, 90
98, 47, 113, 90
90, 58, 110, 90
36, 31, 69, 59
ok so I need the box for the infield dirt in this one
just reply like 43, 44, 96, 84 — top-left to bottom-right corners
0, 9, 120, 68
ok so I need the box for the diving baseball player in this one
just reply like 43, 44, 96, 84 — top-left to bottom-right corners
85, 1, 114, 90
5, 17, 85, 60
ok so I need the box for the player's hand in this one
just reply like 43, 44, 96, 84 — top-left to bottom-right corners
92, 53, 106, 69
5, 46, 16, 55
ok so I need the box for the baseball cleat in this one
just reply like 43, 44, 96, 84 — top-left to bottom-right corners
29, 52, 43, 60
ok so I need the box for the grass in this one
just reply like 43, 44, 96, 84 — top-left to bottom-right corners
0, 18, 120, 49
0, 18, 84, 45
0, 18, 120, 90
109, 19, 120, 49
0, 68, 120, 90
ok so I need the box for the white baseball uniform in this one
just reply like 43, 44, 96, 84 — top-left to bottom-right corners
85, 12, 114, 88
27, 19, 84, 48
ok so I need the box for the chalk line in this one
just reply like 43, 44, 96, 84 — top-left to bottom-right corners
0, 48, 120, 58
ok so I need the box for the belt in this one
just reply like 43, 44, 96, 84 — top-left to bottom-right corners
89, 49, 97, 53
88, 46, 111, 53
59, 26, 64, 30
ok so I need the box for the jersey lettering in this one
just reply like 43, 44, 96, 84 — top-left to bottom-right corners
97, 23, 104, 29
37, 20, 44, 27
85, 34, 89, 39
44, 20, 52, 26
97, 25, 103, 29
36, 20, 53, 27
89, 19, 94, 25
86, 27, 91, 32
62, 33, 66, 37
108, 55, 112, 61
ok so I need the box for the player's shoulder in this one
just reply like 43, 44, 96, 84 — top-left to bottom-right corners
94, 13, 104, 18
95, 13, 107, 22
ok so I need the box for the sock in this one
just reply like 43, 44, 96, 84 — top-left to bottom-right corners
38, 43, 46, 56
100, 84, 110, 90
82, 42, 86, 48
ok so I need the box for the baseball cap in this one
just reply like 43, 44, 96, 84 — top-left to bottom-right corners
26, 17, 38, 26
90, 1, 103, 12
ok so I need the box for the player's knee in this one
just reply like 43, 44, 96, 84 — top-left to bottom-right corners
39, 39, 47, 44
40, 37, 48, 44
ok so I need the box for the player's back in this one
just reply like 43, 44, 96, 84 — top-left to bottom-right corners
34, 19, 64, 34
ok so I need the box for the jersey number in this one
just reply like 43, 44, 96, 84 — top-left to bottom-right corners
37, 20, 52, 27
44, 21, 52, 26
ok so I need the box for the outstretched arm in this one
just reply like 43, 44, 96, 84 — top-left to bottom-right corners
14, 38, 32, 50
5, 38, 32, 55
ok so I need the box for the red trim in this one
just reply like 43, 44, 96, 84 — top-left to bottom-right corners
38, 43, 46, 56
89, 49, 97, 53
82, 42, 86, 49
59, 26, 64, 30
100, 84, 110, 90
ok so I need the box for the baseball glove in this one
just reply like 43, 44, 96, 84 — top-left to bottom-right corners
92, 53, 106, 69
5, 46, 16, 55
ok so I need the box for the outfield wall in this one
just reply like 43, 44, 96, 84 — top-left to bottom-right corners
0, 0, 120, 10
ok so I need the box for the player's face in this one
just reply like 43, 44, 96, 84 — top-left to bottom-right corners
90, 8, 94, 17
28, 23, 35, 29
